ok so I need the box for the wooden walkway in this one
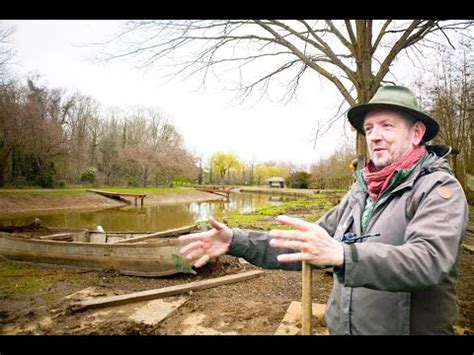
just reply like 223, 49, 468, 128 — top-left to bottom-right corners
87, 189, 147, 206
196, 188, 231, 199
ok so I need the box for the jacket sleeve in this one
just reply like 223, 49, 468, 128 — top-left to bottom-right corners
227, 228, 301, 270
340, 176, 468, 292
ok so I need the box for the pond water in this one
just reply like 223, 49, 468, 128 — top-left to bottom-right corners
0, 192, 297, 232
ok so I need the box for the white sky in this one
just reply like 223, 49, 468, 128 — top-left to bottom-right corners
7, 20, 420, 169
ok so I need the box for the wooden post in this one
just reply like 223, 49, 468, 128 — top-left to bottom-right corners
302, 261, 313, 335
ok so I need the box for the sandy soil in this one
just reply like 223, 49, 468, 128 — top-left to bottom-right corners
0, 192, 472, 336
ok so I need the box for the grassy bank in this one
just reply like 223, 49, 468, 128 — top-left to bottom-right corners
224, 193, 334, 230
238, 186, 346, 196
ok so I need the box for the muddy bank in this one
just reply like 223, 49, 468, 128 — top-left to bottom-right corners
0, 189, 223, 216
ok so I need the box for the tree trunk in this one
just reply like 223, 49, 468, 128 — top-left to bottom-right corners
0, 160, 4, 187
450, 150, 460, 180
467, 122, 474, 204
354, 84, 372, 168
356, 133, 368, 169
198, 160, 203, 185
10, 147, 18, 183
143, 167, 149, 187
249, 162, 254, 185
353, 20, 379, 168
220, 171, 225, 187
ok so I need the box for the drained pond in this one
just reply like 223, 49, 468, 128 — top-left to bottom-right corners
0, 192, 297, 232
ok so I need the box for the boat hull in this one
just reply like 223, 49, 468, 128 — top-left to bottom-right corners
0, 232, 188, 277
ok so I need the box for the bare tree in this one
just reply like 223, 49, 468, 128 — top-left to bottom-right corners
424, 41, 473, 202
310, 142, 355, 190
96, 20, 473, 163
0, 81, 21, 186
0, 22, 15, 80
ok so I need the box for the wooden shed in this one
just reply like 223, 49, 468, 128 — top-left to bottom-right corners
265, 177, 285, 188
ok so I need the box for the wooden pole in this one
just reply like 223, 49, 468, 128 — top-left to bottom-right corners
301, 261, 313, 335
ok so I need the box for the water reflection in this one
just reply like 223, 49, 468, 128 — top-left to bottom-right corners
267, 195, 284, 205
0, 192, 297, 232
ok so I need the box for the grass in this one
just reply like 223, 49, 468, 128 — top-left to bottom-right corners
469, 205, 474, 215
225, 194, 334, 230
239, 185, 346, 193
0, 259, 54, 300
0, 258, 89, 302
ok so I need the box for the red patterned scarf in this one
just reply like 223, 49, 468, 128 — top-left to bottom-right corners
363, 145, 426, 201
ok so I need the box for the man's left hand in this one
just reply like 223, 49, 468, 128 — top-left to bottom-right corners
269, 215, 344, 267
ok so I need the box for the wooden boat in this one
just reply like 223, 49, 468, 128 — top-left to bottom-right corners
0, 224, 199, 277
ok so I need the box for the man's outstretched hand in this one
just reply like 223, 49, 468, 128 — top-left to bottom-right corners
178, 216, 233, 268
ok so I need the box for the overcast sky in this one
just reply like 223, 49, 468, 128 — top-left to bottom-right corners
7, 20, 418, 169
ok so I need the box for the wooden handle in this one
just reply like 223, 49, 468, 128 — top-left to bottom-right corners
302, 261, 313, 335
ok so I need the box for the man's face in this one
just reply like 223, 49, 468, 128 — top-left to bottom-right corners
363, 109, 425, 170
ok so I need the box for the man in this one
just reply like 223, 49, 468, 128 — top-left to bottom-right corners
178, 85, 468, 335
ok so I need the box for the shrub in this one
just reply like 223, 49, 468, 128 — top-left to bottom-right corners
80, 167, 97, 184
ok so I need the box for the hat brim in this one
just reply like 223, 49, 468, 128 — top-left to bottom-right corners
347, 102, 439, 142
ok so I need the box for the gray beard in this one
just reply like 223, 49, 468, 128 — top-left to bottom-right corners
372, 159, 393, 171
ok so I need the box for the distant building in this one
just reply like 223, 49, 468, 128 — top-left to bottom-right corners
265, 176, 285, 188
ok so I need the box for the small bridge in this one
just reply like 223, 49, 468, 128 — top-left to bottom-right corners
87, 189, 147, 206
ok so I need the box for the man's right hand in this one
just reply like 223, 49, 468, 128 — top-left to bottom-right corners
178, 216, 233, 268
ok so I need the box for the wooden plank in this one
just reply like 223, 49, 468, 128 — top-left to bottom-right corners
110, 225, 196, 244
275, 301, 326, 335
196, 188, 230, 198
128, 298, 187, 326
86, 189, 146, 198
38, 232, 77, 240
69, 270, 264, 312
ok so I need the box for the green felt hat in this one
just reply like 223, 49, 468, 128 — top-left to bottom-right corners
347, 85, 439, 141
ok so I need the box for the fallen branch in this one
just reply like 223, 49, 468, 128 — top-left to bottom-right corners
69, 269, 264, 312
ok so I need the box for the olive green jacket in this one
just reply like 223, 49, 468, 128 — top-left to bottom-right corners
228, 145, 468, 334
